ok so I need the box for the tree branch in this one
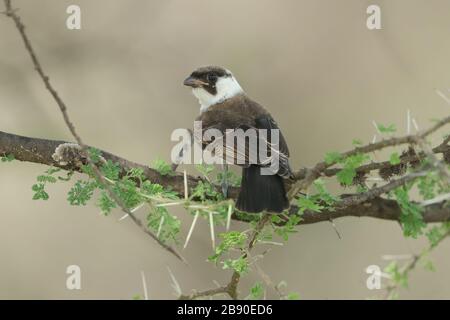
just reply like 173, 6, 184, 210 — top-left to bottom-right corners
2, 130, 450, 225
287, 115, 450, 199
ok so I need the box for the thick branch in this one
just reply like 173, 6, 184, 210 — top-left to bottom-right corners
2, 130, 450, 225
0, 130, 212, 198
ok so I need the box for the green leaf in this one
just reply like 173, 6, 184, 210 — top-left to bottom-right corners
393, 186, 425, 238
68, 180, 96, 206
208, 231, 248, 264
426, 223, 450, 248
191, 181, 222, 202
1, 154, 15, 162
88, 148, 102, 163
147, 207, 181, 244
97, 191, 116, 215
30, 167, 63, 200
313, 178, 340, 206
222, 256, 249, 274
274, 214, 301, 241
286, 292, 300, 300
152, 158, 173, 176
112, 178, 142, 209
140, 181, 178, 199
100, 160, 121, 181
377, 123, 396, 134
336, 167, 356, 186
195, 164, 214, 177
32, 183, 49, 200
126, 167, 145, 181
417, 172, 439, 200
37, 175, 57, 184
246, 282, 264, 300
324, 152, 342, 165
422, 259, 436, 272
216, 170, 242, 187
297, 196, 324, 214
384, 261, 408, 288
389, 152, 401, 165
336, 153, 369, 186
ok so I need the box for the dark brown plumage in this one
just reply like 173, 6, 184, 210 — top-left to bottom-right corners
184, 66, 292, 213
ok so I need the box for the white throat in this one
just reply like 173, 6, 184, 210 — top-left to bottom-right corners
192, 76, 244, 113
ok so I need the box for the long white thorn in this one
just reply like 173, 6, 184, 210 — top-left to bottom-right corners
436, 89, 450, 105
372, 134, 377, 144
157, 216, 165, 238
156, 201, 184, 207
183, 170, 188, 200
131, 203, 145, 213
226, 203, 233, 231
209, 211, 215, 250
382, 254, 414, 261
184, 210, 199, 249
259, 241, 284, 246
140, 271, 149, 300
118, 214, 129, 221
372, 120, 381, 134
167, 267, 182, 297
421, 193, 450, 206
412, 118, 419, 131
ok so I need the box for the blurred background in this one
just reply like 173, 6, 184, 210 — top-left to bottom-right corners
0, 0, 450, 299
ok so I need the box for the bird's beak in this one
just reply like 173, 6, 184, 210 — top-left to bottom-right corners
183, 76, 208, 88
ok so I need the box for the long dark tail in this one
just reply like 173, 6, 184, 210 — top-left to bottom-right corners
236, 165, 289, 213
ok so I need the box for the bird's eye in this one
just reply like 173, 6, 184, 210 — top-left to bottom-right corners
207, 74, 217, 83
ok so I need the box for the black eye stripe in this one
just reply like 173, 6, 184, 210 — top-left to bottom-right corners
207, 73, 218, 81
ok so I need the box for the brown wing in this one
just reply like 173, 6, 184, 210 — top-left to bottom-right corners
253, 115, 292, 178
194, 96, 292, 178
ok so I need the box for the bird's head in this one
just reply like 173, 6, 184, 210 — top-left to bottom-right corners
183, 66, 243, 112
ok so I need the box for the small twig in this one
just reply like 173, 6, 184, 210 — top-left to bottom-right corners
226, 214, 271, 299
254, 263, 284, 299
328, 219, 342, 239
288, 115, 450, 199
384, 229, 450, 299
3, 0, 184, 263
179, 214, 271, 300
179, 286, 229, 300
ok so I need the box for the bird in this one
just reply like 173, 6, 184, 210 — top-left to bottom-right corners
183, 66, 293, 213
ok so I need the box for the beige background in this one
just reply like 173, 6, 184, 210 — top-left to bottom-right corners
0, 0, 449, 299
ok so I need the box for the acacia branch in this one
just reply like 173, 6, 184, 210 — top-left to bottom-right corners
1, 130, 450, 225
180, 214, 271, 300
287, 115, 450, 199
